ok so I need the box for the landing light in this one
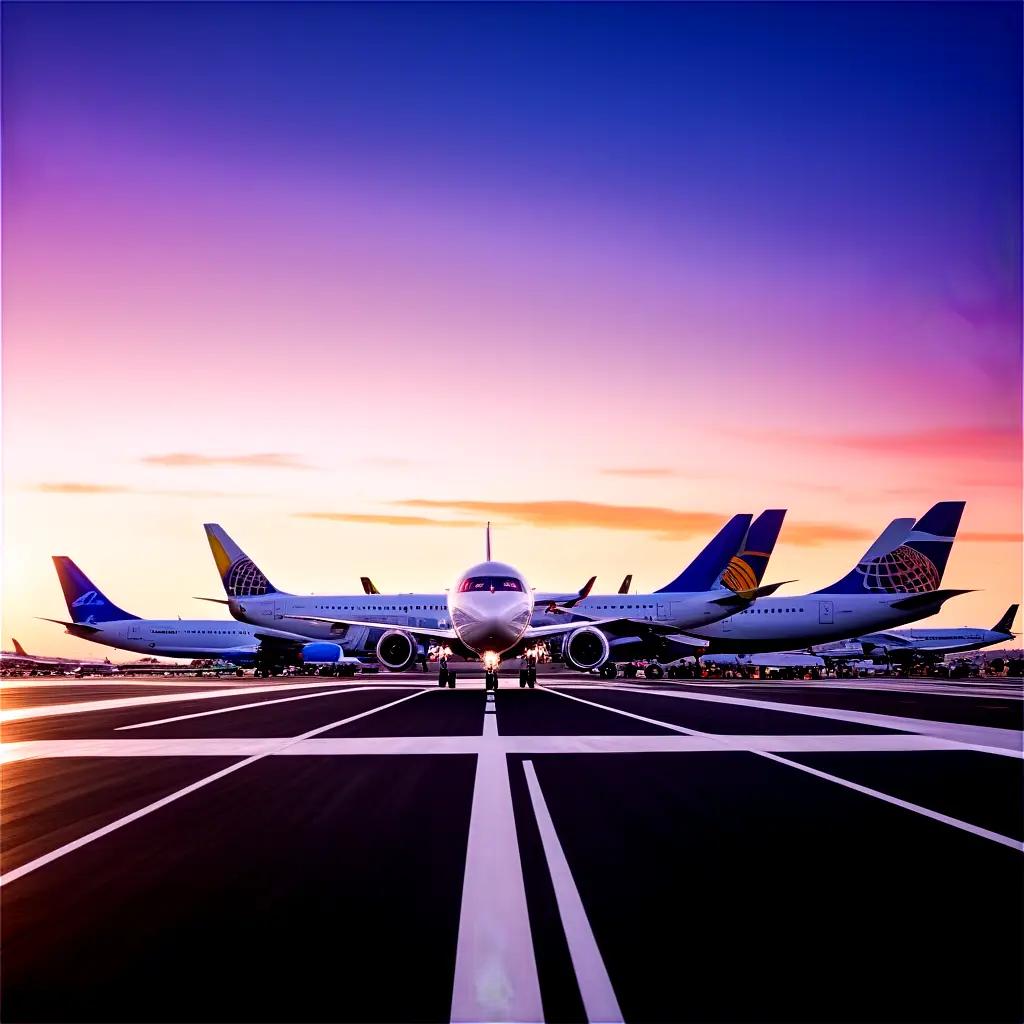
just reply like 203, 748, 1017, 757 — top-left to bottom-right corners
483, 651, 501, 671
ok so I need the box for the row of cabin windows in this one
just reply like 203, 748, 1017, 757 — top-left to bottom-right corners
149, 629, 254, 635
313, 605, 446, 612
739, 607, 805, 614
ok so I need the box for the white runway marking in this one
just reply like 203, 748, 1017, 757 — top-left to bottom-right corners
0, 689, 430, 888
524, 760, 623, 1024
0, 680, 365, 723
556, 684, 1022, 753
0, 732, 998, 763
115, 686, 414, 730
451, 696, 543, 1024
545, 689, 1024, 853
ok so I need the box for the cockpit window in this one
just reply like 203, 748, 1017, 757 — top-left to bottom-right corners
458, 576, 524, 593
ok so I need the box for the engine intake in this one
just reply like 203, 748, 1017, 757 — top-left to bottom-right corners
376, 630, 417, 671
563, 626, 610, 671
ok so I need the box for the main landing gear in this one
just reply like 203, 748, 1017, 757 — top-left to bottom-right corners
518, 666, 537, 688
438, 658, 457, 688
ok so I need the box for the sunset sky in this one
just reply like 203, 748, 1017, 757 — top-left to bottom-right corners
3, 2, 1021, 656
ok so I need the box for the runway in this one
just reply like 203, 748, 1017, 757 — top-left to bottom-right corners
2, 673, 1021, 1023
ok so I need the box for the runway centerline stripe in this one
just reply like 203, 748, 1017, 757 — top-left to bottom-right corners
451, 696, 543, 1024
523, 760, 623, 1024
114, 686, 396, 730
544, 689, 1024, 853
0, 688, 430, 888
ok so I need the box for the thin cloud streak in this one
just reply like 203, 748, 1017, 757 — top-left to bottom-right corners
295, 512, 475, 528
34, 482, 257, 498
143, 452, 310, 469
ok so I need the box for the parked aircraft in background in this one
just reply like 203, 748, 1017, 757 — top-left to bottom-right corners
534, 510, 789, 677
684, 502, 969, 655
0, 638, 117, 676
43, 557, 362, 676
815, 603, 1019, 666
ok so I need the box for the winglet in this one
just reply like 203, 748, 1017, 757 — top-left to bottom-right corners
545, 576, 597, 613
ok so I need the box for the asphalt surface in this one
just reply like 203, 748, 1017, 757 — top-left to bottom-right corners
2, 672, 1021, 1023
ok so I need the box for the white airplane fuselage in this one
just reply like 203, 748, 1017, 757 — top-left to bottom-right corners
448, 560, 534, 657
689, 592, 965, 654
58, 620, 311, 663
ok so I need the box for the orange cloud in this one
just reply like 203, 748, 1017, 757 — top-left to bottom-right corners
774, 426, 1020, 461
33, 482, 255, 498
959, 531, 1024, 543
143, 452, 310, 469
295, 512, 475, 528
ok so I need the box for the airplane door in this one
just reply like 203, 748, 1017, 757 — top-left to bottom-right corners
273, 601, 288, 620
128, 624, 143, 640
818, 601, 834, 625
657, 603, 669, 620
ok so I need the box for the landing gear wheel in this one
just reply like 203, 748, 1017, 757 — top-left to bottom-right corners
438, 668, 450, 687
485, 671, 499, 690
645, 663, 664, 680
623, 664, 638, 679
519, 669, 528, 688
528, 667, 537, 686
599, 663, 617, 680
447, 670, 457, 688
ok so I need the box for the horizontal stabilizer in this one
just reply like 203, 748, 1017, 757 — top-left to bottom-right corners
710, 579, 796, 605
37, 616, 101, 634
888, 589, 973, 612
194, 596, 230, 605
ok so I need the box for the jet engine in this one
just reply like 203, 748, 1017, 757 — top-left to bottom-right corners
563, 626, 610, 671
376, 630, 418, 671
300, 641, 348, 664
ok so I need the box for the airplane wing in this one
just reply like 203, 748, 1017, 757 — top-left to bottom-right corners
282, 614, 459, 641
522, 616, 706, 642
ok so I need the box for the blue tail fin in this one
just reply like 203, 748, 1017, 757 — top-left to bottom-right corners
656, 514, 752, 593
992, 604, 1018, 635
52, 556, 139, 623
815, 502, 965, 595
204, 524, 279, 597
719, 509, 787, 592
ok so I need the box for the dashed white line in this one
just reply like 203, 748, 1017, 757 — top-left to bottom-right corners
524, 760, 622, 1024
0, 688, 430, 888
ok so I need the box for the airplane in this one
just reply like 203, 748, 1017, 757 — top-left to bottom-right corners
534, 509, 789, 678
0, 638, 118, 676
815, 603, 1020, 667
42, 557, 363, 677
202, 523, 597, 665
681, 502, 970, 655
278, 524, 756, 689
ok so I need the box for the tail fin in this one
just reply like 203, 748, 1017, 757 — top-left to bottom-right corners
815, 502, 965, 595
12, 638, 28, 656
993, 604, 1019, 634
618, 574, 632, 595
719, 509, 786, 593
52, 556, 139, 623
204, 524, 279, 597
361, 577, 381, 595
656, 514, 752, 593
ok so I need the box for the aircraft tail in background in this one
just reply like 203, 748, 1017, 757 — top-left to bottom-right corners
719, 509, 787, 594
815, 502, 965, 596
655, 514, 752, 594
52, 556, 140, 624
993, 604, 1019, 635
204, 524, 281, 598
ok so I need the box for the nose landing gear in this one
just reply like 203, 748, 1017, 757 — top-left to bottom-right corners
438, 658, 457, 688
485, 670, 499, 690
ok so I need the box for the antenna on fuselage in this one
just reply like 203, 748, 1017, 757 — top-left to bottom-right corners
485, 521, 492, 561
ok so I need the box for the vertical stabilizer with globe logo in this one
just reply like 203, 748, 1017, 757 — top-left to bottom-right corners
718, 509, 787, 595
204, 524, 282, 598
815, 501, 965, 595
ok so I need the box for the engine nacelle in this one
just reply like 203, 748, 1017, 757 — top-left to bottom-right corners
300, 642, 347, 664
563, 626, 610, 671
376, 630, 417, 671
